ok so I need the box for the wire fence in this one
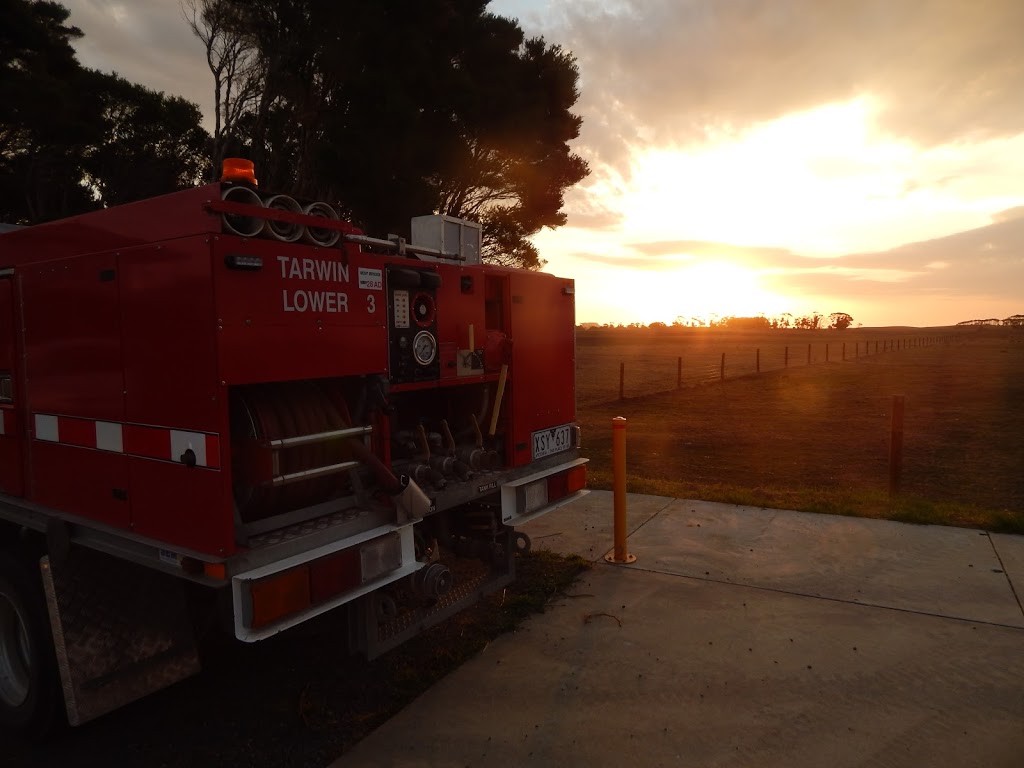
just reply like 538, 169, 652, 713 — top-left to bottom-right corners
576, 332, 964, 407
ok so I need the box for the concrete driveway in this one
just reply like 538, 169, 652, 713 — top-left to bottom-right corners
337, 491, 1024, 767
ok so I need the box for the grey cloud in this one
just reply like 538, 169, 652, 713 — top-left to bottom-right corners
992, 206, 1024, 224
778, 214, 1024, 300
627, 239, 794, 261
568, 251, 695, 270
553, 0, 1024, 170
566, 210, 625, 230
563, 187, 626, 230
63, 1, 212, 118
580, 213, 1024, 307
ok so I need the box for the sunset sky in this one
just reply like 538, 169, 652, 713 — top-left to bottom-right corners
60, 0, 1024, 327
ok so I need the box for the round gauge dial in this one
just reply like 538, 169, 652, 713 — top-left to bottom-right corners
412, 330, 437, 366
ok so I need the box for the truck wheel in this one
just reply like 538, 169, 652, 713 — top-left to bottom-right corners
0, 552, 62, 739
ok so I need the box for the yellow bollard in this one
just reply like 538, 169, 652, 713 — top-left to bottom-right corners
605, 416, 636, 564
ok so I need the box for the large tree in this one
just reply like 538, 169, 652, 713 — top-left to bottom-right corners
80, 72, 209, 206
186, 0, 588, 268
0, 0, 95, 222
0, 0, 210, 224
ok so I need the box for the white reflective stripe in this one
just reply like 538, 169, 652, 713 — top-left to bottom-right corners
170, 429, 207, 467
95, 421, 124, 453
35, 414, 59, 442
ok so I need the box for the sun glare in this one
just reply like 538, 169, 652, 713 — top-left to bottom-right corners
556, 254, 792, 326
540, 96, 1024, 327
620, 99, 896, 254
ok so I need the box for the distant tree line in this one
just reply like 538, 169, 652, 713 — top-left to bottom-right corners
956, 314, 1024, 327
580, 312, 857, 331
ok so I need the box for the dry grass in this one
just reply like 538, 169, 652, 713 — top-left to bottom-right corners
577, 326, 1024, 533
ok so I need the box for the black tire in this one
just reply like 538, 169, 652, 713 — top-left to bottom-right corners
0, 550, 63, 740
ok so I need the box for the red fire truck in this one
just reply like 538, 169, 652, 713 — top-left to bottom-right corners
0, 162, 586, 736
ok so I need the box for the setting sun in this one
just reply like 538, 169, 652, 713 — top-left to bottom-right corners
670, 261, 788, 322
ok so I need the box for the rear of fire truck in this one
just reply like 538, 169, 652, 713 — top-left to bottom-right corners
0, 160, 587, 736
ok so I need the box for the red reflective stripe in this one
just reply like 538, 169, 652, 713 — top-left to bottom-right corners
124, 424, 172, 460
58, 416, 95, 448
32, 414, 221, 470
205, 434, 221, 469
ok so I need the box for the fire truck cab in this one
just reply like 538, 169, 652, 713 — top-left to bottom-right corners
0, 166, 586, 736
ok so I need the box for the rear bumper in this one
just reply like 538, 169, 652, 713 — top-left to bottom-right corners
231, 523, 420, 642
499, 457, 589, 527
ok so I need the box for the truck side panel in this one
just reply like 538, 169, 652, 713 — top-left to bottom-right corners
21, 252, 125, 422
212, 238, 389, 385
120, 238, 220, 431
434, 266, 487, 379
0, 277, 24, 496
120, 237, 233, 556
31, 441, 131, 528
507, 271, 577, 467
20, 252, 132, 526
127, 458, 230, 556
0, 185, 220, 266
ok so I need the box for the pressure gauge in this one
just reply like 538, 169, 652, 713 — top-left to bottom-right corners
412, 330, 437, 366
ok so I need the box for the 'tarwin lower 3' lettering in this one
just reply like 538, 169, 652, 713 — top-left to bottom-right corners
282, 289, 349, 313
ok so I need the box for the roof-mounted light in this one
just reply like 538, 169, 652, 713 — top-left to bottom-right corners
221, 157, 258, 186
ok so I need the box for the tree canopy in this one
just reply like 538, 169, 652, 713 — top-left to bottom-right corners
187, 0, 589, 268
0, 0, 209, 224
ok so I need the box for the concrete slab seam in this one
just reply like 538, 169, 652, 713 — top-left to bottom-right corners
986, 532, 1024, 619
588, 496, 675, 564
625, 496, 675, 537
615, 562, 1024, 632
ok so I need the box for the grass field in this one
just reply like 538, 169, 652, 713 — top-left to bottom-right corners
577, 325, 1024, 532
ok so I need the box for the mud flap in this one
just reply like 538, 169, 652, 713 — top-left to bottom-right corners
40, 547, 200, 726
351, 531, 515, 659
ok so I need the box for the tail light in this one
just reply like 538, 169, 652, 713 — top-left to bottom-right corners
247, 533, 403, 630
513, 463, 589, 519
547, 463, 587, 502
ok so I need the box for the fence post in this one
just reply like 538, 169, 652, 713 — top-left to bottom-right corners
720, 352, 725, 381
677, 356, 682, 388
889, 395, 905, 497
785, 346, 789, 368
619, 362, 625, 401
756, 348, 760, 373
606, 417, 636, 564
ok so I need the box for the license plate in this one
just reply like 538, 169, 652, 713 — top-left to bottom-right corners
532, 424, 573, 460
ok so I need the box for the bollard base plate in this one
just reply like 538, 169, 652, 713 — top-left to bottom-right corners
604, 552, 637, 564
